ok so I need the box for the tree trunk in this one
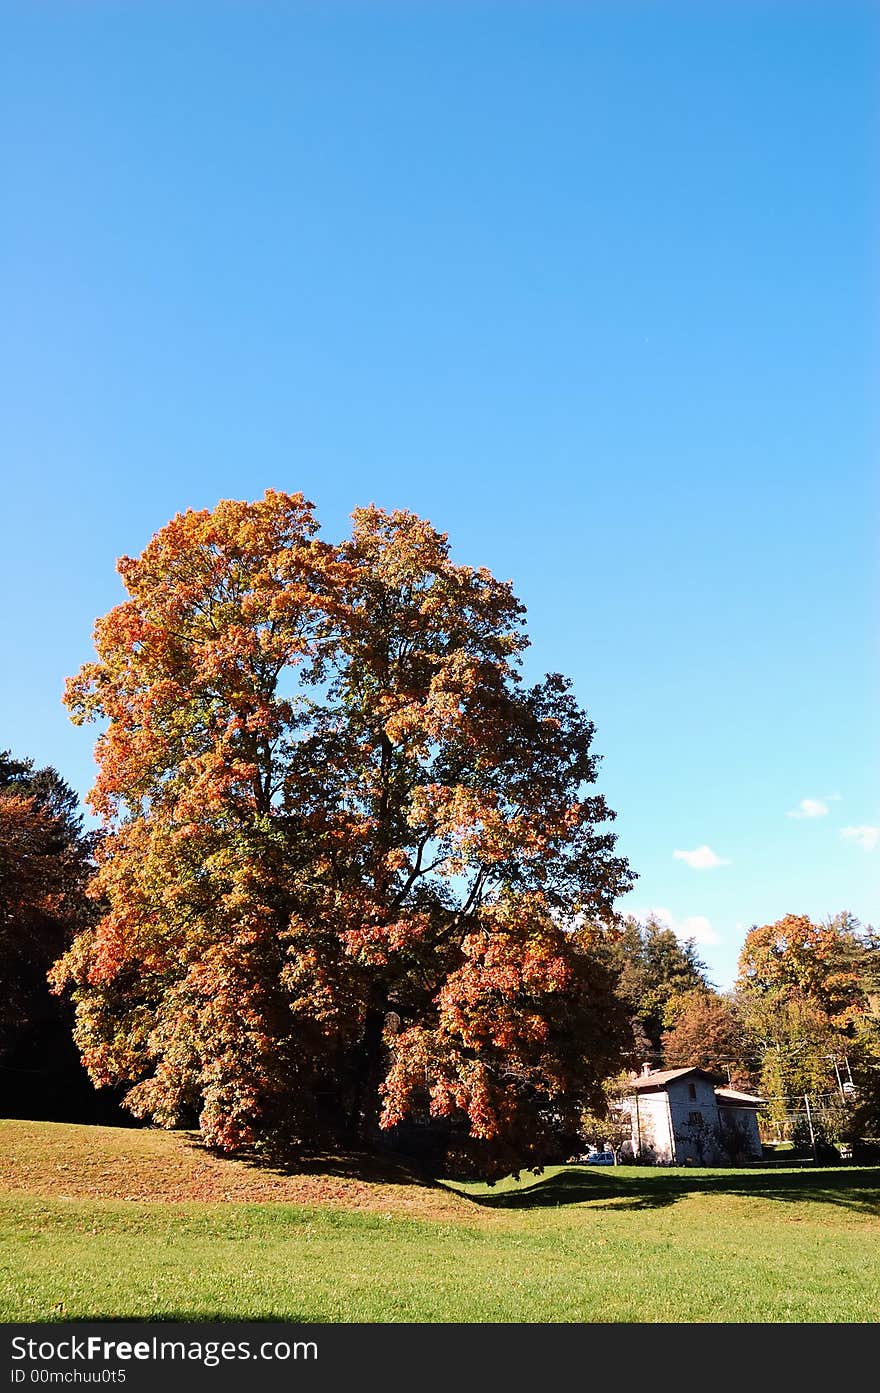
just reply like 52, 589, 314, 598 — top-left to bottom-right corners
348, 985, 387, 1146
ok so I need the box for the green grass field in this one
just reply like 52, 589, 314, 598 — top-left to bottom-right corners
1, 1121, 878, 1323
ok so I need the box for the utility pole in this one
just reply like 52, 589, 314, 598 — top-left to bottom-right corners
829, 1056, 845, 1101
804, 1093, 816, 1156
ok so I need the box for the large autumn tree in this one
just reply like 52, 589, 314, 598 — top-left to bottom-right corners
53, 491, 635, 1176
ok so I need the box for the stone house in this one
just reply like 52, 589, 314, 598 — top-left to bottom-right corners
625, 1065, 765, 1165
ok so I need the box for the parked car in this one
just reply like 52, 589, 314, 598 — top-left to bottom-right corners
584, 1150, 615, 1165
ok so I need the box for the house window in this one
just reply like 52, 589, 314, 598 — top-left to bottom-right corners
688, 1083, 697, 1100
688, 1111, 703, 1126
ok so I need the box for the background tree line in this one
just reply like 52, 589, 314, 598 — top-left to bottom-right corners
0, 749, 127, 1123
597, 910, 880, 1152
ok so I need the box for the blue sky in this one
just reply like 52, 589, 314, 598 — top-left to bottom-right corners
2, 1, 877, 987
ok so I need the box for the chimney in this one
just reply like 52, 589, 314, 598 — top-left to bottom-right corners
641, 1062, 653, 1076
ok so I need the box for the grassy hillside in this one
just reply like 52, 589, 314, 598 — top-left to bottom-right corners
0, 1120, 466, 1218
2, 1120, 878, 1323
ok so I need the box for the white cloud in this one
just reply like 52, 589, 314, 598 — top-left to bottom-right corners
631, 905, 721, 947
673, 845, 730, 870
677, 914, 719, 946
840, 825, 880, 853
786, 797, 830, 820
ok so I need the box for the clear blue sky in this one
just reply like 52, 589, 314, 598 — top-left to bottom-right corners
2, 2, 877, 987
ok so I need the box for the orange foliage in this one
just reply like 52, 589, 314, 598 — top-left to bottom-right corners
54, 491, 634, 1175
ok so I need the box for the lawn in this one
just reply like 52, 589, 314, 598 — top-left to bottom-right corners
1, 1120, 878, 1323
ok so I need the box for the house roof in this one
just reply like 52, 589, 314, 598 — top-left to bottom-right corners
626, 1068, 766, 1108
627, 1066, 726, 1092
715, 1087, 766, 1108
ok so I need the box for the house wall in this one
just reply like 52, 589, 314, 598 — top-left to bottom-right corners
717, 1105, 762, 1160
629, 1092, 674, 1162
666, 1075, 724, 1164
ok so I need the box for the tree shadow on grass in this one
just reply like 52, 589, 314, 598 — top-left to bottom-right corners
453, 1165, 880, 1216
180, 1132, 437, 1189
